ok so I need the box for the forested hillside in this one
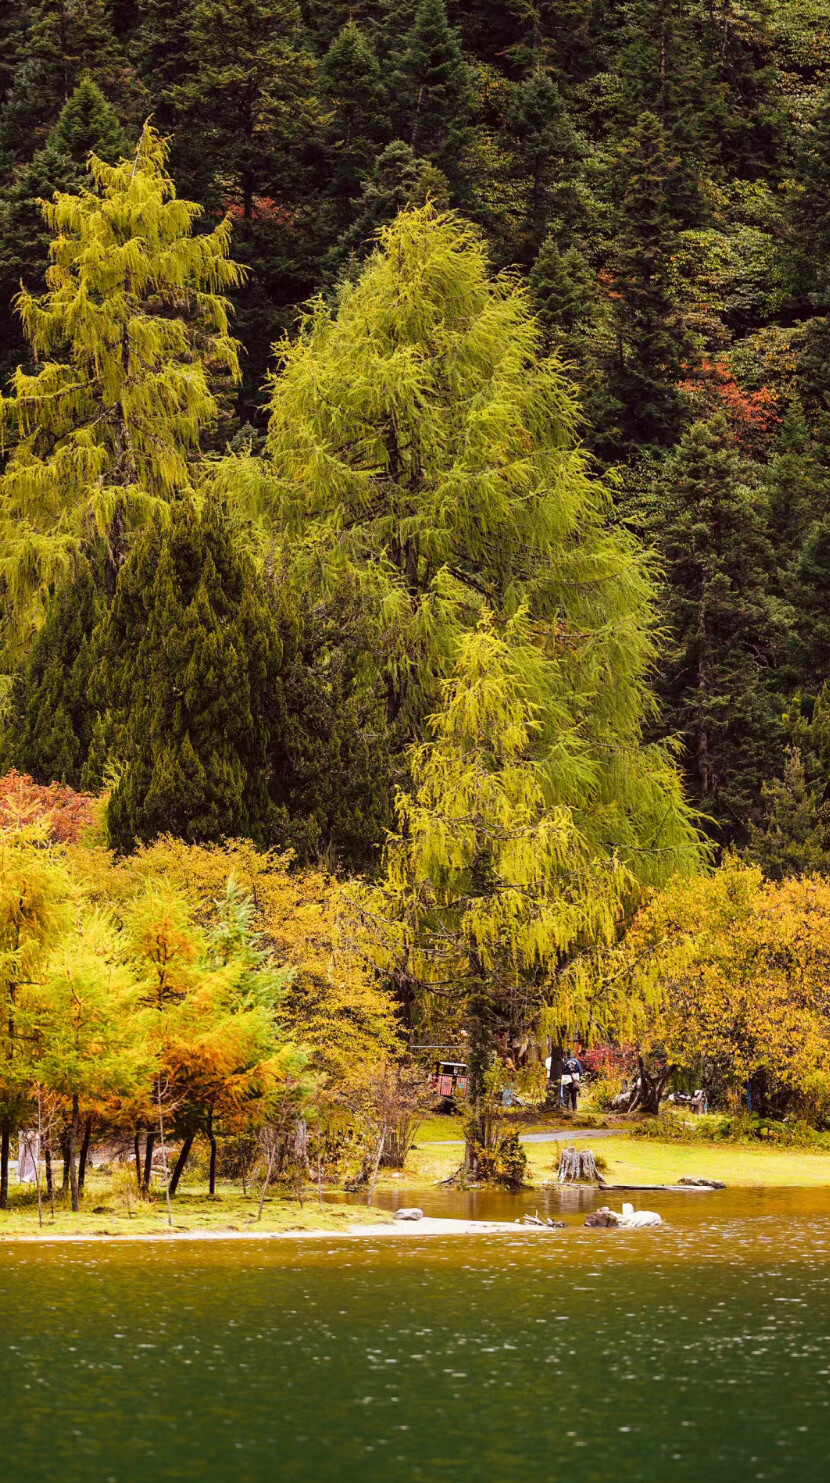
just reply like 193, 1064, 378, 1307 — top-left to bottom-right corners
2, 0, 830, 865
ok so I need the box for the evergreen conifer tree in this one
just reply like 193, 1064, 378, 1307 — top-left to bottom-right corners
0, 77, 125, 383
645, 416, 786, 841
320, 22, 389, 222
606, 112, 693, 450
0, 124, 243, 644
100, 499, 278, 852
170, 0, 318, 220
788, 82, 830, 309
2, 562, 102, 789
331, 140, 447, 269
529, 234, 597, 360
132, 0, 196, 134
746, 747, 830, 881
165, 0, 320, 411
788, 515, 830, 681
265, 572, 393, 869
49, 72, 126, 160
762, 399, 830, 561
390, 0, 474, 187
500, 69, 584, 264
224, 204, 700, 875
0, 0, 136, 162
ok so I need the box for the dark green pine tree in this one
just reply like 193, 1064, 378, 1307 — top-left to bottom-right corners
745, 747, 830, 881
614, 0, 711, 205
132, 0, 197, 136
164, 0, 321, 415
789, 85, 830, 312
0, 0, 135, 163
1, 562, 103, 790
446, 0, 523, 70
170, 0, 317, 220
390, 0, 474, 190
330, 139, 448, 271
100, 499, 279, 851
320, 21, 389, 225
266, 573, 392, 870
762, 399, 830, 562
606, 111, 693, 452
645, 416, 787, 844
0, 76, 126, 382
0, 1, 29, 122
529, 234, 597, 359
788, 515, 830, 682
500, 69, 584, 265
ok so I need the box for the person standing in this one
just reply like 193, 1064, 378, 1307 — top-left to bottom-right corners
560, 1050, 584, 1111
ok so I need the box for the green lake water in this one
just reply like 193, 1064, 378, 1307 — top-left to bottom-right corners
2, 1185, 830, 1483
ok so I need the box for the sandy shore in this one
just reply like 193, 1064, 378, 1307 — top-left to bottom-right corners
0, 1216, 555, 1245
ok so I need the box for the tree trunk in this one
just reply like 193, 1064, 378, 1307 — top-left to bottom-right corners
78, 1118, 93, 1191
134, 1129, 142, 1190
168, 1131, 195, 1198
0, 1119, 9, 1210
464, 989, 493, 1177
207, 1112, 217, 1196
546, 1041, 565, 1106
142, 1130, 156, 1192
61, 1128, 70, 1192
45, 1141, 53, 1199
68, 1094, 80, 1213
628, 1056, 677, 1115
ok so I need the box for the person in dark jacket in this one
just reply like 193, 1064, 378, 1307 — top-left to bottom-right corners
560, 1051, 584, 1111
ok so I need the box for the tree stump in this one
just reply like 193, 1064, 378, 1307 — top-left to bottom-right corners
557, 1146, 606, 1185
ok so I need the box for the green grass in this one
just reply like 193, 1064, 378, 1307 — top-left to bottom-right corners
394, 1116, 830, 1190
0, 1172, 391, 1239
526, 1137, 830, 1189
413, 1109, 616, 1144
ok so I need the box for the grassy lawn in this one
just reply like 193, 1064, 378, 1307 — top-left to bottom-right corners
545, 1137, 830, 1190
390, 1116, 830, 1191
0, 1172, 390, 1239
413, 1110, 615, 1143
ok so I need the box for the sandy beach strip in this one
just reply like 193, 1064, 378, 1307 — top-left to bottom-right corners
0, 1216, 557, 1244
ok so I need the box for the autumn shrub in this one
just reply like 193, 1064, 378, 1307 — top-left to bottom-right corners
0, 770, 100, 843
470, 1131, 528, 1189
632, 1109, 830, 1148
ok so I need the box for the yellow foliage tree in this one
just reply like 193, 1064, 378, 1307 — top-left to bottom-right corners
71, 835, 401, 1099
612, 862, 830, 1114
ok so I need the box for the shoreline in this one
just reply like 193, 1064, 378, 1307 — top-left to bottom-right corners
0, 1216, 551, 1245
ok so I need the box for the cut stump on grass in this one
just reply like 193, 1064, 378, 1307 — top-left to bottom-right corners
557, 1146, 606, 1185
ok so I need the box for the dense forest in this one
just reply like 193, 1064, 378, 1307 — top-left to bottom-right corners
3, 0, 830, 868
5, 0, 830, 1191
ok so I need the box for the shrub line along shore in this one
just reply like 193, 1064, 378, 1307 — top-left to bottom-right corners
5, 1122, 830, 1241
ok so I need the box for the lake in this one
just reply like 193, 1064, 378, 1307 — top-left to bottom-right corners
2, 1185, 830, 1482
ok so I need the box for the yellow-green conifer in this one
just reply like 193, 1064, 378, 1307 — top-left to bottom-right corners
0, 123, 243, 649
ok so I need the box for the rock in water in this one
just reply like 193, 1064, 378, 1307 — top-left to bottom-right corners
394, 1207, 424, 1221
584, 1207, 620, 1228
677, 1177, 726, 1188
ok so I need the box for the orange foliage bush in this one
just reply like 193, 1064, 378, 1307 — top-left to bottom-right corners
0, 771, 99, 844
681, 357, 780, 453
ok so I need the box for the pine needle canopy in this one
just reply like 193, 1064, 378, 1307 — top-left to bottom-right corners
0, 123, 244, 649
350, 610, 702, 1068
235, 203, 699, 884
